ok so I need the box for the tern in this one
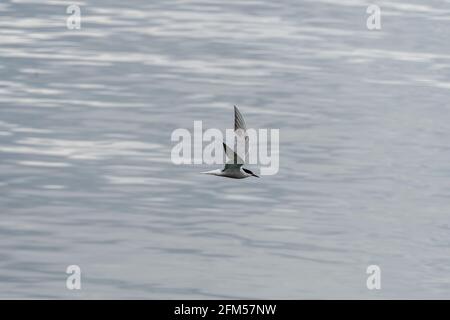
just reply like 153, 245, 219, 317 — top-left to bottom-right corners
201, 106, 259, 179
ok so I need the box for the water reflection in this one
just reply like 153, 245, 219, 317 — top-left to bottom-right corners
0, 0, 449, 298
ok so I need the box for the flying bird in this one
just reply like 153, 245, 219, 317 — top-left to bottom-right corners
201, 106, 259, 179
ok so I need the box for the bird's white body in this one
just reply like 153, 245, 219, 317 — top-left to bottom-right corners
201, 167, 254, 179
201, 106, 259, 180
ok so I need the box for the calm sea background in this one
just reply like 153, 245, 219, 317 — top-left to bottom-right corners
0, 0, 450, 298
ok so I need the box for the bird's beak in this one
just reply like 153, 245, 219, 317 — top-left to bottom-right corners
252, 173, 260, 178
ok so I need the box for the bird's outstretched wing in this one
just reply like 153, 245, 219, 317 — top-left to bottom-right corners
223, 142, 244, 167
234, 105, 249, 160
234, 105, 247, 132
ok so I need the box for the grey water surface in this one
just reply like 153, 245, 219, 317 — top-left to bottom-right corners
0, 0, 450, 298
